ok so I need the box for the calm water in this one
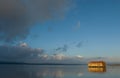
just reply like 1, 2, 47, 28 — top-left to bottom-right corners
0, 65, 120, 78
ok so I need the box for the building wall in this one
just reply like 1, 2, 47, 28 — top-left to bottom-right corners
88, 61, 106, 67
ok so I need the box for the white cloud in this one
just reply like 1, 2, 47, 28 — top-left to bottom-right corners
19, 42, 28, 47
76, 55, 83, 59
73, 21, 81, 31
52, 53, 65, 60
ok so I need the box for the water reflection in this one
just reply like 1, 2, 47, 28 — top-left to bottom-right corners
36, 70, 64, 78
0, 65, 86, 78
0, 65, 120, 78
88, 67, 106, 73
35, 66, 85, 78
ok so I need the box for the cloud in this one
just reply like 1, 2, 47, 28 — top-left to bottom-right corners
52, 53, 65, 60
19, 42, 28, 47
48, 26, 53, 32
0, 42, 44, 62
77, 21, 81, 28
0, 0, 72, 42
73, 21, 80, 31
54, 44, 68, 53
0, 42, 87, 64
76, 41, 83, 48
76, 55, 83, 59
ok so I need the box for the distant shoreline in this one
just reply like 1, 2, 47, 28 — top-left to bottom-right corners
108, 64, 120, 66
0, 62, 87, 65
0, 62, 120, 66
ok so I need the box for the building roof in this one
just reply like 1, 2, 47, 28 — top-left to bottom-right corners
88, 61, 106, 63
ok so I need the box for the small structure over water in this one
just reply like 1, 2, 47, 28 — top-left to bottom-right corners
88, 61, 106, 68
88, 61, 106, 72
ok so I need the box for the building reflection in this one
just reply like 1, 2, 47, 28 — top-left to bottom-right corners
88, 61, 106, 73
88, 67, 106, 73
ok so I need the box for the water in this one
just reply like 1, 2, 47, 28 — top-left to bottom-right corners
0, 64, 120, 78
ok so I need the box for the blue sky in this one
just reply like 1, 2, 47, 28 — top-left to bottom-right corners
0, 0, 120, 63
21, 0, 120, 57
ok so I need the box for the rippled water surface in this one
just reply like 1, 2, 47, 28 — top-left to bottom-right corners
0, 65, 120, 78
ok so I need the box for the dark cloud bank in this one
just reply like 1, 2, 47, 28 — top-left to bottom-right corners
54, 44, 68, 53
0, 43, 44, 62
0, 42, 87, 64
0, 0, 71, 42
0, 43, 116, 64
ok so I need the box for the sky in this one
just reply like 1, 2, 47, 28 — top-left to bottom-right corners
0, 0, 120, 63
26, 0, 120, 57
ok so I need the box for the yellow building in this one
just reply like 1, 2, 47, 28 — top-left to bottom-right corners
88, 61, 106, 72
88, 61, 106, 68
